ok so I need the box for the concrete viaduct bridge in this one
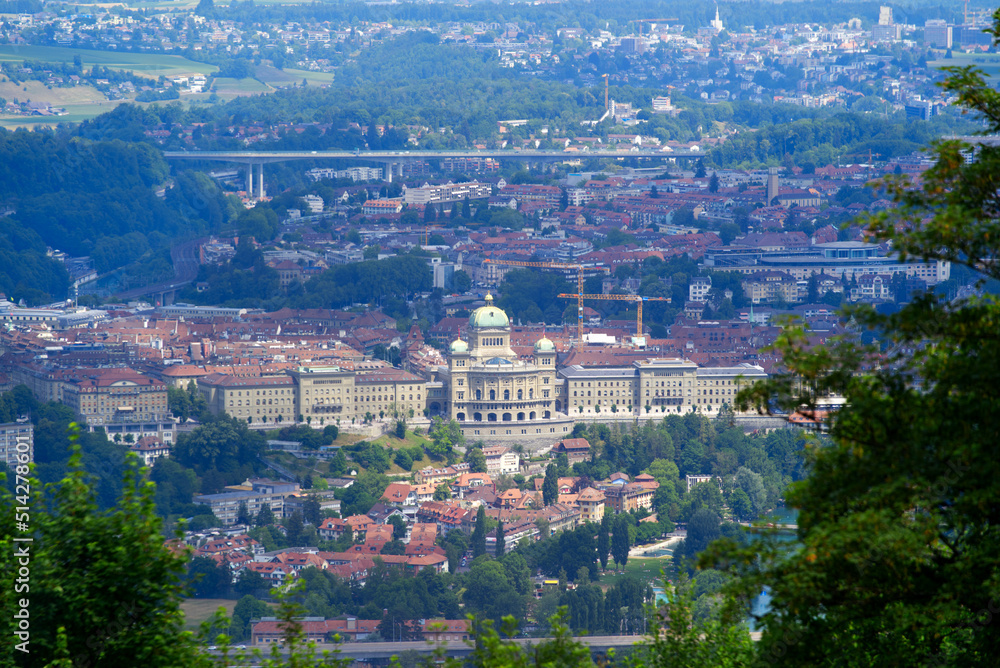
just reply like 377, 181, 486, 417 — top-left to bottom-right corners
163, 149, 705, 198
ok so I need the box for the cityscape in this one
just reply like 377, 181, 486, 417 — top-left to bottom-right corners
1, 0, 998, 666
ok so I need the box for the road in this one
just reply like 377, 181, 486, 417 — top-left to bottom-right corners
217, 632, 763, 661
113, 237, 203, 301
163, 148, 704, 163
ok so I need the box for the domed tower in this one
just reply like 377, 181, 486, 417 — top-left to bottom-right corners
534, 336, 556, 363
467, 293, 514, 361
533, 336, 558, 411
448, 338, 470, 421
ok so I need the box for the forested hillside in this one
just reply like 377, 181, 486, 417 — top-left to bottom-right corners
0, 121, 235, 303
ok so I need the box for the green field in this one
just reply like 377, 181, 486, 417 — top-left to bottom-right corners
257, 65, 336, 88
0, 45, 216, 78
180, 598, 238, 631
930, 52, 1000, 80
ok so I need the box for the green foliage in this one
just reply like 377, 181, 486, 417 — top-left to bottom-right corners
597, 511, 611, 570
542, 463, 558, 507
427, 417, 463, 460
171, 414, 268, 492
611, 514, 631, 568
495, 520, 506, 558
465, 442, 487, 473
641, 573, 756, 668
1, 430, 203, 666
229, 595, 270, 642
167, 381, 209, 423
703, 44, 1000, 665
498, 268, 573, 324
463, 558, 526, 625
187, 555, 232, 598
471, 504, 488, 559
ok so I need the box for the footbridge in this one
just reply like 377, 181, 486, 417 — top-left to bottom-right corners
162, 148, 704, 196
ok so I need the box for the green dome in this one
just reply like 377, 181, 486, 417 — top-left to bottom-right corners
469, 293, 510, 329
534, 337, 555, 353
450, 339, 469, 353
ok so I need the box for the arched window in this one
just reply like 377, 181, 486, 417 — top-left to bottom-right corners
504, 389, 510, 401
517, 389, 523, 400
489, 389, 496, 401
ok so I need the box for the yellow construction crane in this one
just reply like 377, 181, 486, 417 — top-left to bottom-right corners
484, 259, 610, 340
557, 292, 671, 342
422, 223, 444, 246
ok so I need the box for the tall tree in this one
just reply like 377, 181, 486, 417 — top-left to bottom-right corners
236, 500, 252, 526
542, 463, 558, 507
465, 444, 487, 473
597, 511, 611, 571
255, 503, 275, 527
711, 41, 1000, 666
3, 437, 203, 665
471, 504, 487, 558
495, 520, 506, 558
611, 515, 631, 568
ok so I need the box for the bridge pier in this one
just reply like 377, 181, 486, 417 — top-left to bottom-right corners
258, 163, 264, 198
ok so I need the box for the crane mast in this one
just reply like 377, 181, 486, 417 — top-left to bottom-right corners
484, 259, 610, 340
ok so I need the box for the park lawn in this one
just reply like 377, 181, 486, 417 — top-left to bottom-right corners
597, 558, 672, 590
0, 45, 216, 78
180, 598, 238, 631
374, 430, 437, 474
372, 430, 434, 451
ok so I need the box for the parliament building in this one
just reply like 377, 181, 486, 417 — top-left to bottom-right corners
436, 294, 767, 444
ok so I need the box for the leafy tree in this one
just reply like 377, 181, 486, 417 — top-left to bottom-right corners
453, 269, 472, 292
303, 496, 322, 527
641, 574, 756, 668
463, 559, 526, 625
427, 417, 463, 459
611, 514, 631, 568
471, 504, 487, 558
597, 511, 611, 570
229, 595, 270, 642
465, 443, 487, 473
234, 569, 266, 598
285, 510, 305, 546
733, 466, 766, 517
495, 520, 506, 558
187, 556, 232, 598
708, 49, 1000, 666
542, 463, 558, 506
388, 513, 407, 541
236, 500, 252, 526
727, 488, 753, 522
433, 483, 451, 501
1, 436, 202, 666
255, 503, 275, 527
